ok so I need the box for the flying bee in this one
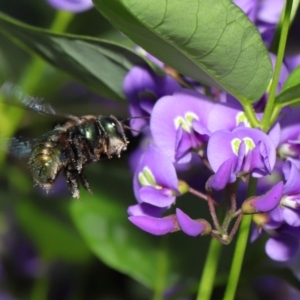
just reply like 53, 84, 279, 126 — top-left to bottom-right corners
0, 82, 130, 199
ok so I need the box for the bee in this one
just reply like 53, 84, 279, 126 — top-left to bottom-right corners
0, 82, 129, 199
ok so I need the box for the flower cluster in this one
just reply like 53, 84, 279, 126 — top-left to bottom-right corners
124, 0, 300, 261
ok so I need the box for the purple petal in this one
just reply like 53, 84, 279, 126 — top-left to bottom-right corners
129, 215, 178, 235
250, 182, 284, 213
139, 186, 176, 207
250, 225, 263, 242
267, 122, 281, 148
285, 54, 300, 72
151, 90, 214, 162
174, 127, 193, 163
127, 203, 167, 218
207, 130, 237, 173
283, 208, 300, 227
206, 159, 235, 191
283, 160, 300, 195
268, 205, 284, 224
124, 66, 158, 101
207, 103, 245, 132
233, 0, 259, 23
47, 0, 93, 12
137, 144, 178, 190
265, 235, 299, 261
257, 0, 285, 25
176, 209, 206, 237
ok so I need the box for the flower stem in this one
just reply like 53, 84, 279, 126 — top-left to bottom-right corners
196, 238, 222, 300
242, 102, 260, 128
223, 178, 257, 300
207, 193, 222, 231
261, 0, 293, 132
152, 237, 169, 300
50, 10, 74, 33
30, 274, 49, 300
189, 187, 208, 201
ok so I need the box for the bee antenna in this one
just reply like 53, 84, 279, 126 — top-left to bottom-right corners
121, 115, 150, 123
122, 124, 142, 134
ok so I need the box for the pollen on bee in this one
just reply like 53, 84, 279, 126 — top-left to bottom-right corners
40, 155, 51, 162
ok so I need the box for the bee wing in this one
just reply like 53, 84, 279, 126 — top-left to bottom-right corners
0, 82, 80, 121
0, 137, 34, 158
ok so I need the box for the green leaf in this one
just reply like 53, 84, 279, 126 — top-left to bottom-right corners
70, 196, 173, 289
93, 0, 272, 102
16, 200, 91, 262
0, 11, 148, 101
275, 66, 300, 106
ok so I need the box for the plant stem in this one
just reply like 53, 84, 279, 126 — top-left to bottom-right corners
223, 178, 257, 300
152, 237, 169, 300
207, 193, 222, 232
242, 102, 260, 128
189, 187, 208, 201
196, 238, 222, 300
261, 0, 293, 132
30, 274, 49, 300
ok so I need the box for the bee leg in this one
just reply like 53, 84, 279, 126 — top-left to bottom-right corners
64, 168, 80, 199
67, 131, 83, 173
95, 119, 111, 158
79, 172, 93, 194
81, 137, 95, 161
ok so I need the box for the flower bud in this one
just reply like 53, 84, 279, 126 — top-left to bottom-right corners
177, 180, 189, 195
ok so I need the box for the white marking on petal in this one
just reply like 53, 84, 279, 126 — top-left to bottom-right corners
174, 111, 199, 133
138, 166, 162, 189
231, 137, 255, 156
236, 112, 251, 127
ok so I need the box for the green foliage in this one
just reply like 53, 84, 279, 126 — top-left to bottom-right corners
71, 196, 168, 288
275, 66, 300, 106
93, 0, 272, 103
16, 200, 91, 262
0, 11, 148, 101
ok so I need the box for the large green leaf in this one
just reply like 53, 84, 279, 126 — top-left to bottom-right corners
275, 66, 300, 106
70, 196, 174, 289
93, 0, 272, 102
16, 200, 91, 263
0, 11, 148, 101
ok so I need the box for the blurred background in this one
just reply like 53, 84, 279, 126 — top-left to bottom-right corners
0, 1, 300, 299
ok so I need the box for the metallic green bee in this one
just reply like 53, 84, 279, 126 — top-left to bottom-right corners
1, 83, 128, 198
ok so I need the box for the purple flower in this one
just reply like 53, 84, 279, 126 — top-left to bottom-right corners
129, 214, 179, 235
284, 54, 300, 72
128, 202, 168, 218
151, 90, 214, 163
251, 160, 300, 261
265, 224, 300, 261
234, 0, 284, 46
233, 0, 259, 23
278, 107, 300, 160
242, 181, 284, 214
207, 127, 276, 190
133, 144, 179, 208
46, 0, 94, 12
123, 65, 181, 133
278, 160, 300, 226
135, 46, 164, 68
176, 208, 211, 237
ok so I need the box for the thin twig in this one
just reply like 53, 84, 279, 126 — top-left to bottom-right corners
228, 213, 243, 241
207, 193, 222, 231
189, 187, 218, 205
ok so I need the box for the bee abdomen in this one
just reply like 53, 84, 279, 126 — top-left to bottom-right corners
29, 138, 64, 190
